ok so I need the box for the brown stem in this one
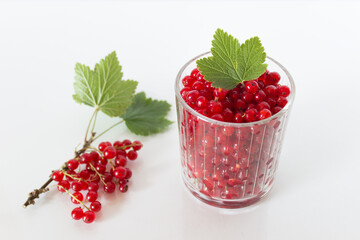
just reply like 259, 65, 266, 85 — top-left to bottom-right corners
23, 133, 96, 208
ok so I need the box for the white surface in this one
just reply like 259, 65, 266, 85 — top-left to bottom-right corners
1, 1, 360, 239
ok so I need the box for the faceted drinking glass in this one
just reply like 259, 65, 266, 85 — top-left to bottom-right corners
175, 52, 295, 208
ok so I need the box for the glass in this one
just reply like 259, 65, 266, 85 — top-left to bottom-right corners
175, 52, 295, 208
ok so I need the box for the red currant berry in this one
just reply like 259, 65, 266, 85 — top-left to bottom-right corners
67, 159, 79, 171
82, 211, 95, 223
241, 92, 254, 103
89, 151, 100, 162
192, 81, 204, 90
88, 182, 99, 192
277, 96, 288, 107
125, 168, 132, 179
245, 80, 259, 93
258, 109, 272, 120
52, 171, 64, 182
227, 178, 243, 187
190, 68, 200, 78
97, 157, 107, 165
222, 127, 235, 137
199, 89, 213, 100
80, 169, 91, 180
71, 207, 84, 220
245, 108, 258, 122
180, 87, 191, 99
127, 150, 138, 161
203, 178, 214, 191
119, 184, 128, 193
58, 180, 70, 192
113, 140, 123, 148
71, 181, 82, 192
132, 140, 142, 151
204, 81, 213, 90
116, 149, 127, 157
258, 70, 269, 81
264, 85, 278, 98
119, 179, 127, 185
186, 90, 200, 104
90, 201, 101, 212
122, 139, 132, 149
222, 108, 234, 122
103, 146, 117, 159
196, 96, 208, 109
200, 136, 213, 149
182, 76, 195, 87
278, 85, 290, 97
85, 164, 94, 173
246, 103, 256, 111
101, 173, 113, 182
221, 98, 233, 109
81, 181, 88, 191
213, 88, 228, 100
266, 97, 277, 108
90, 201, 102, 212
211, 114, 224, 121
228, 89, 240, 100
104, 181, 116, 193
272, 106, 282, 114
256, 101, 271, 111
95, 164, 106, 174
234, 112, 245, 123
115, 155, 127, 167
197, 108, 210, 117
254, 90, 266, 103
258, 80, 265, 89
209, 100, 223, 114
264, 72, 281, 85
195, 72, 205, 82
98, 141, 112, 152
71, 192, 83, 204
113, 167, 127, 179
86, 191, 98, 202
234, 99, 246, 110
79, 153, 91, 164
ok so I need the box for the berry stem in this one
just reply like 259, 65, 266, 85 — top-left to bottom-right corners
85, 109, 99, 142
90, 110, 99, 138
93, 120, 124, 141
63, 171, 89, 183
57, 185, 90, 211
89, 163, 107, 186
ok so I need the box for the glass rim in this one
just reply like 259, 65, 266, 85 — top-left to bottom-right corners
175, 51, 296, 127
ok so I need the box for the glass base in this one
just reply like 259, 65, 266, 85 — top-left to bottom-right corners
182, 175, 273, 209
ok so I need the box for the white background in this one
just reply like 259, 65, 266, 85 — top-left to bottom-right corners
0, 0, 359, 239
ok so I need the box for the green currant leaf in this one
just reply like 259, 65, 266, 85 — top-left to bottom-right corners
121, 92, 172, 136
73, 51, 138, 117
196, 28, 267, 90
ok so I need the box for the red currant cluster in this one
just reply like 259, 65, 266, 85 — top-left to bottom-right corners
52, 139, 142, 223
180, 68, 291, 123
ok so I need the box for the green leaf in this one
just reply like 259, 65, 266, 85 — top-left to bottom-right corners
73, 51, 138, 117
238, 37, 268, 81
196, 29, 267, 90
121, 92, 172, 136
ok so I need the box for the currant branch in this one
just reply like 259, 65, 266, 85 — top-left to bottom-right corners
23, 132, 96, 208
